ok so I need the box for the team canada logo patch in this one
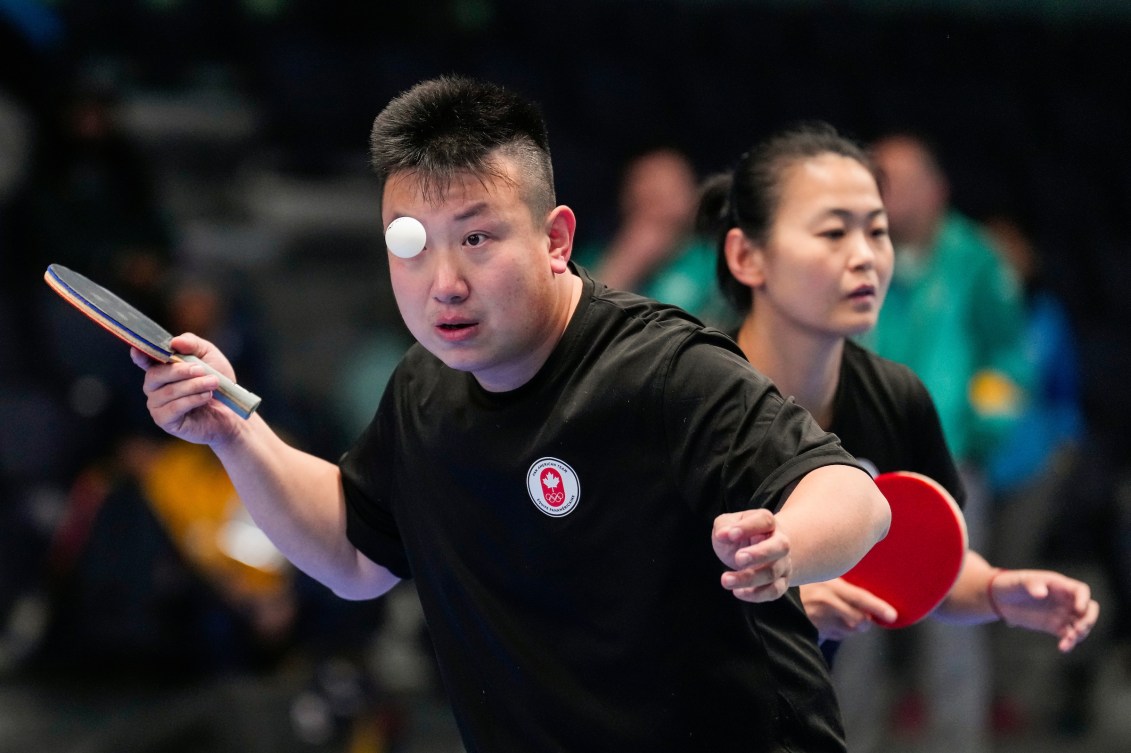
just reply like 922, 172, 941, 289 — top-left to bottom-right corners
526, 457, 581, 517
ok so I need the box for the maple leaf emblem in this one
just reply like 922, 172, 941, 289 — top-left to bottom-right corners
543, 471, 560, 489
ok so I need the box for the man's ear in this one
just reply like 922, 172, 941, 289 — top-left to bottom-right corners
724, 227, 766, 289
546, 205, 576, 275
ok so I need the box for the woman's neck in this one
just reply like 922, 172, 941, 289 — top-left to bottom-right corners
736, 313, 844, 430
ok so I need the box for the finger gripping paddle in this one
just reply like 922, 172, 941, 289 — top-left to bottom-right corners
44, 264, 262, 419
842, 471, 968, 628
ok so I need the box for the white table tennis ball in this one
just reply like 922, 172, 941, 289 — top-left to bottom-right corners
385, 216, 427, 258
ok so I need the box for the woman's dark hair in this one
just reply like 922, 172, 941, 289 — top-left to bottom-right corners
696, 122, 877, 314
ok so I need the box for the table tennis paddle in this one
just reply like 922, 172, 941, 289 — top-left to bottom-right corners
44, 263, 262, 419
842, 471, 967, 629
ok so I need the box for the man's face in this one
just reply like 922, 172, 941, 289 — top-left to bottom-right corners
620, 150, 697, 228
383, 156, 575, 392
871, 137, 946, 247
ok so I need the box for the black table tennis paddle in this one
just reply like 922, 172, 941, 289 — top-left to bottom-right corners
44, 264, 261, 418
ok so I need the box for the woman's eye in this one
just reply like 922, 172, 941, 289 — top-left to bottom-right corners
821, 229, 846, 240
871, 227, 889, 238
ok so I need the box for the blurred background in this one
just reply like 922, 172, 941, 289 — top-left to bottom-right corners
1, 1, 1130, 751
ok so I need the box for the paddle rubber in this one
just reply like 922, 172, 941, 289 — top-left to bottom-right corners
842, 471, 968, 628
44, 264, 262, 418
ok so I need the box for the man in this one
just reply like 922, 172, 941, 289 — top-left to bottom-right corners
574, 146, 731, 327
134, 76, 889, 751
867, 134, 1031, 467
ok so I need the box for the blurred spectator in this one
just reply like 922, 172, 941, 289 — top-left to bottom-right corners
866, 135, 1032, 466
5, 430, 293, 753
846, 133, 1033, 753
575, 146, 733, 328
8, 416, 397, 752
35, 431, 299, 679
981, 213, 1083, 499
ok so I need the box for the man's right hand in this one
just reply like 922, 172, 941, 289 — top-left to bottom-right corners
131, 332, 243, 446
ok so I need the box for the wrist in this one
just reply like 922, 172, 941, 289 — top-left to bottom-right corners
987, 567, 1009, 622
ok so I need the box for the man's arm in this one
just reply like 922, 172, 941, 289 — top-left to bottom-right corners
713, 464, 889, 602
211, 416, 400, 600
133, 333, 400, 600
777, 464, 891, 583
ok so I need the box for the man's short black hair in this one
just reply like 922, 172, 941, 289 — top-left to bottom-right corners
370, 75, 556, 217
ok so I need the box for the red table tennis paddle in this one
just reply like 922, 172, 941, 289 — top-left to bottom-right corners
44, 263, 262, 419
842, 471, 968, 628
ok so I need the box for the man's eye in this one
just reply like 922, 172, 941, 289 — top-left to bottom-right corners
465, 233, 486, 247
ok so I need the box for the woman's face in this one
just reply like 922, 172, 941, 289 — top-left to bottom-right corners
747, 153, 894, 339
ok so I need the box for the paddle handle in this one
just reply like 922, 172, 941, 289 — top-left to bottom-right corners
178, 355, 262, 419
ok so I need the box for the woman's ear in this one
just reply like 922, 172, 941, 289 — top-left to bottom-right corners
724, 227, 766, 289
546, 205, 576, 275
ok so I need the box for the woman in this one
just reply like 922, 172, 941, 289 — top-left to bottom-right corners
696, 122, 1099, 747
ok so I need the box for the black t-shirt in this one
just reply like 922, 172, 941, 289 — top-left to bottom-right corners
341, 270, 864, 752
830, 340, 965, 506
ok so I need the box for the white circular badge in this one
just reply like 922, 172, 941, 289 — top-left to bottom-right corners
526, 457, 581, 517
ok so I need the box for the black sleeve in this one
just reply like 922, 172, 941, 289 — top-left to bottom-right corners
339, 375, 413, 579
663, 333, 865, 518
